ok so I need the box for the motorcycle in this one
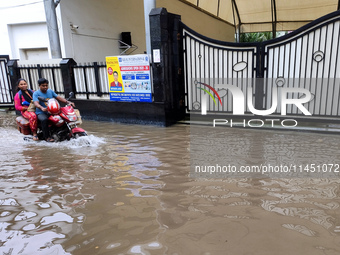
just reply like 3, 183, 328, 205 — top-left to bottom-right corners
16, 92, 87, 141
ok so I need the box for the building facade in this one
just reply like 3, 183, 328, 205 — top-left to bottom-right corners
0, 0, 234, 63
0, 0, 50, 60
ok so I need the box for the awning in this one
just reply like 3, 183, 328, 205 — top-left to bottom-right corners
180, 0, 339, 33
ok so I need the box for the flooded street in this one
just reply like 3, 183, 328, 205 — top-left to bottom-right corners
1, 111, 340, 255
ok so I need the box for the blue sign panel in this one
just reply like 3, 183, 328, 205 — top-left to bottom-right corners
136, 74, 149, 80
110, 93, 152, 102
122, 74, 135, 80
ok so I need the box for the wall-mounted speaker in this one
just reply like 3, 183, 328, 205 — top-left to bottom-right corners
120, 32, 132, 47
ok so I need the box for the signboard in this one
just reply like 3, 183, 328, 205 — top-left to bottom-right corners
106, 54, 152, 102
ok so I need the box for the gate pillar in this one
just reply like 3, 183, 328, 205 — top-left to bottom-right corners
7, 59, 20, 99
149, 8, 185, 124
60, 58, 77, 99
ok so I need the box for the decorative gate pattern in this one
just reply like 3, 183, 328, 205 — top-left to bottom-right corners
263, 13, 340, 116
182, 24, 259, 114
182, 10, 340, 118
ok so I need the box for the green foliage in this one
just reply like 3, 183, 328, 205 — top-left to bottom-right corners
240, 31, 287, 42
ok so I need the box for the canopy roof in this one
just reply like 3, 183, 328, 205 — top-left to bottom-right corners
180, 0, 340, 33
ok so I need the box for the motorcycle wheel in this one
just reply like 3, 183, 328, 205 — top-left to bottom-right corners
52, 134, 61, 142
74, 132, 87, 139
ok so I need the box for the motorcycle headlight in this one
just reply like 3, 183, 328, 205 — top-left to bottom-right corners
67, 115, 77, 122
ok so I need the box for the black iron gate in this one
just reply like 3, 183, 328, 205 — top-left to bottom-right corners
182, 10, 340, 118
0, 55, 13, 105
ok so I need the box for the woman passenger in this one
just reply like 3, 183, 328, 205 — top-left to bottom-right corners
14, 78, 39, 141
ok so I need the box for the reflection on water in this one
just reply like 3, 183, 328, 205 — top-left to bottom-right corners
1, 112, 340, 254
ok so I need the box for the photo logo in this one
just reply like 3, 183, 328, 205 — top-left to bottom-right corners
194, 79, 315, 128
196, 82, 223, 115
196, 81, 312, 116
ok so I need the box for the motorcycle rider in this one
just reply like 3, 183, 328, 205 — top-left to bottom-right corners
33, 78, 75, 142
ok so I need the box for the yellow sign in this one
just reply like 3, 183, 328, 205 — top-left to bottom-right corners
106, 54, 152, 102
106, 56, 124, 93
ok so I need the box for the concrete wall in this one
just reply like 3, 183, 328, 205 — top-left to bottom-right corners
0, 1, 235, 62
58, 0, 235, 63
0, 1, 49, 59
157, 0, 235, 42
8, 22, 49, 60
59, 0, 147, 63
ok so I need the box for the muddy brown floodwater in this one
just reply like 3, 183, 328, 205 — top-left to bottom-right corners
1, 111, 340, 255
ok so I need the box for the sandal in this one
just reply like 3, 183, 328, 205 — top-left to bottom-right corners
32, 135, 39, 141
46, 137, 55, 142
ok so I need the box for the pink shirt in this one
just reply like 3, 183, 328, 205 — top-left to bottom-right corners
14, 90, 34, 112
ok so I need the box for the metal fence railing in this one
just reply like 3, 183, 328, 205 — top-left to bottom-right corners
73, 62, 110, 100
16, 60, 110, 100
0, 55, 13, 105
18, 64, 64, 94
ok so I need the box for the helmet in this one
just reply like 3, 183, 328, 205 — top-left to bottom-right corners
47, 98, 60, 114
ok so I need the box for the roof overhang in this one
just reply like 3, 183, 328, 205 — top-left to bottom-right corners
180, 0, 340, 33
